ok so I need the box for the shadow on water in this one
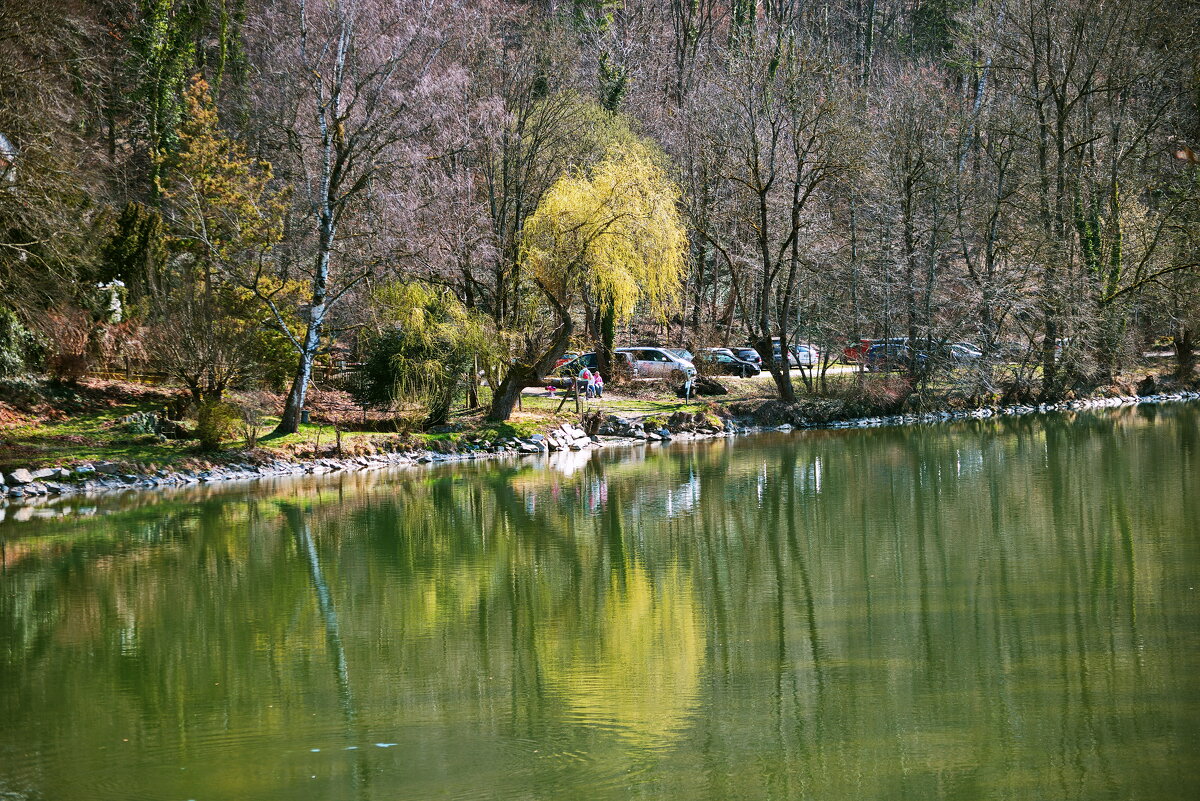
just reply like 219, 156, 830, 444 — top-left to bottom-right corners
283, 503, 372, 800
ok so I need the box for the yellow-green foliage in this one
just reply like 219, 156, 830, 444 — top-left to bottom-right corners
521, 142, 687, 321
157, 74, 288, 271
362, 281, 498, 418
195, 400, 241, 451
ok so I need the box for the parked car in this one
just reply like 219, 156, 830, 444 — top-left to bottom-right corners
764, 339, 820, 369
944, 342, 982, 364
791, 343, 820, 367
732, 347, 763, 367
863, 343, 930, 372
665, 348, 694, 362
843, 339, 873, 363
617, 346, 697, 381
554, 351, 581, 369
556, 351, 637, 378
697, 348, 761, 377
556, 351, 599, 377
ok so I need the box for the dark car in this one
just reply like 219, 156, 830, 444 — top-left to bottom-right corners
863, 343, 930, 372
732, 348, 763, 367
553, 351, 581, 369
696, 349, 761, 377
556, 352, 599, 377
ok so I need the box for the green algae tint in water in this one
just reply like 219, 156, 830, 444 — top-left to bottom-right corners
1, 404, 1198, 801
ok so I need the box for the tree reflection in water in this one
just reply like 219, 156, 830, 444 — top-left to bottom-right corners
1, 404, 1198, 801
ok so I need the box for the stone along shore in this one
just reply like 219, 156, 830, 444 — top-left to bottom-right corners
2, 391, 1197, 512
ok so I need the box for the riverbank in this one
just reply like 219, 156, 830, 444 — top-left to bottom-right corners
2, 383, 1197, 512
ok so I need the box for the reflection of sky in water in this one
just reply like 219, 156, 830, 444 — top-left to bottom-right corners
795, 455, 823, 494
954, 446, 985, 478
546, 448, 595, 476
665, 473, 700, 518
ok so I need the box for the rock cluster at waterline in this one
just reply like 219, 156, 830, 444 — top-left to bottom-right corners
2, 392, 1197, 508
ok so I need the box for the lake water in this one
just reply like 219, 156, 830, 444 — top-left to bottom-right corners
1, 404, 1198, 800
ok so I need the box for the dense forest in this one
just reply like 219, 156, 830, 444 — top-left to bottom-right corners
1, 0, 1197, 428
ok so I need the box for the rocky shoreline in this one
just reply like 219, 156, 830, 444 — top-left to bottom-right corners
2, 390, 1197, 514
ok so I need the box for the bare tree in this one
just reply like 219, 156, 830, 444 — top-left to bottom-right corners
0, 0, 111, 309
698, 27, 853, 402
248, 0, 454, 434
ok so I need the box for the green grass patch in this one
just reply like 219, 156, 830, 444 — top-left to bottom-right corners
1, 398, 188, 470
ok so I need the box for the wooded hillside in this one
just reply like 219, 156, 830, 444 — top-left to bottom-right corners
1, 0, 1196, 425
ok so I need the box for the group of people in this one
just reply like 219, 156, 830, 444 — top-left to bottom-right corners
578, 366, 605, 399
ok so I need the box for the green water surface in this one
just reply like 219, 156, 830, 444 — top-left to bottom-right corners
1, 404, 1198, 800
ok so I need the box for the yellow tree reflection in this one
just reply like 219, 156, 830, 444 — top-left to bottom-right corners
536, 564, 705, 749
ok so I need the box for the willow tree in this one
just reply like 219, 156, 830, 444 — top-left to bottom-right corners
356, 281, 495, 429
486, 145, 687, 421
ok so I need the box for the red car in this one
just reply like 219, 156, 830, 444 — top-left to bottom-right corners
843, 339, 873, 363
553, 352, 580, 369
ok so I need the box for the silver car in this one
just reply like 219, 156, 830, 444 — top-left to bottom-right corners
616, 347, 697, 381
791, 344, 820, 367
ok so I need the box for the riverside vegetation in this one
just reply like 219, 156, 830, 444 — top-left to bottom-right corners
2, 368, 1196, 506
0, 0, 1197, 454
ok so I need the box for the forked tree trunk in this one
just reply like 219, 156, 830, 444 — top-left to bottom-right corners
754, 336, 797, 403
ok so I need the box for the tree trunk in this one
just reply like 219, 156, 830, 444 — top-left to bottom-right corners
598, 303, 616, 380
755, 337, 797, 403
1041, 313, 1059, 398
276, 345, 316, 435
487, 295, 574, 422
488, 368, 536, 423
466, 354, 479, 409
1176, 325, 1196, 381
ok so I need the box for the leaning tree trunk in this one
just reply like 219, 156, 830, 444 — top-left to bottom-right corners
487, 288, 574, 422
276, 347, 316, 435
273, 186, 335, 436
274, 309, 322, 435
487, 368, 536, 423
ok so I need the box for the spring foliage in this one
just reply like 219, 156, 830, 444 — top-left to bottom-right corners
157, 75, 286, 268
357, 282, 496, 424
521, 144, 687, 322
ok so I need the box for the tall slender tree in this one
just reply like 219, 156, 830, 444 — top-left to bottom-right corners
251, 0, 452, 435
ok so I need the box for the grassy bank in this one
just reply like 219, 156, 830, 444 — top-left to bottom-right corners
1, 362, 1192, 473
0, 376, 744, 472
